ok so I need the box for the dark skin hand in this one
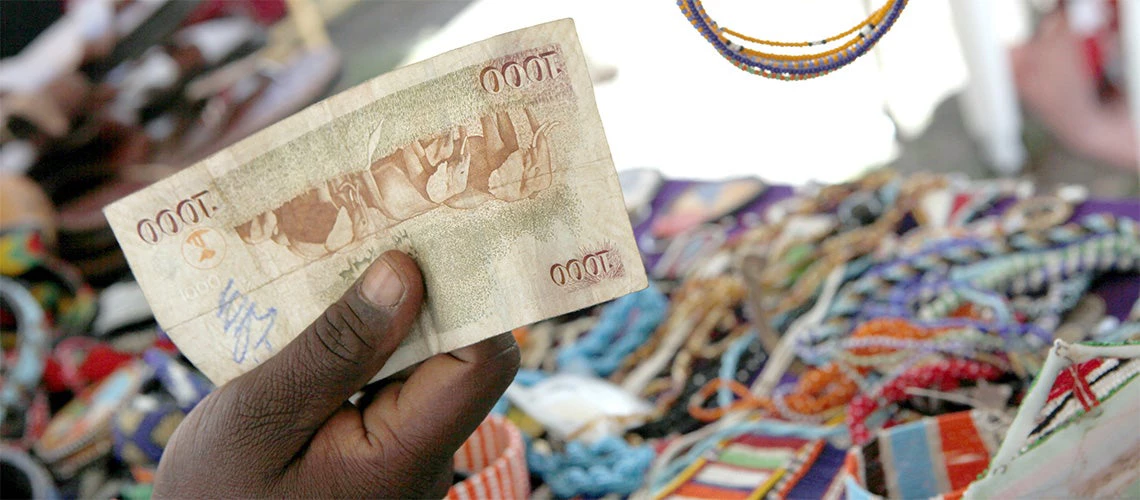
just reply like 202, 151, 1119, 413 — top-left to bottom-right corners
154, 250, 521, 498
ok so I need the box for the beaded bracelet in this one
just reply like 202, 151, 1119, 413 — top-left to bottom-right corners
687, 377, 771, 422
691, 359, 859, 425
834, 332, 1006, 367
1003, 195, 1073, 233
782, 364, 859, 417
0, 277, 50, 430
777, 321, 1015, 426
817, 216, 1132, 350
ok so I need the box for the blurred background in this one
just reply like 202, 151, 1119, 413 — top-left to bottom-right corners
3, 0, 1137, 288
5, 0, 1139, 197
1, 0, 1138, 498
363, 0, 1140, 193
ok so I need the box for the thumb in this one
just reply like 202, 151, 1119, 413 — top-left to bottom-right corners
225, 250, 424, 461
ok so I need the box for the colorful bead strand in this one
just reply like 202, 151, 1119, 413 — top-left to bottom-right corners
846, 359, 1004, 444
678, 0, 908, 80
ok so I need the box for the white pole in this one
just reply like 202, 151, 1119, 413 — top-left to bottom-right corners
1120, 0, 1140, 169
949, 0, 1028, 175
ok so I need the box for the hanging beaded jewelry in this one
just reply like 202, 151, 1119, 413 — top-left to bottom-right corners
678, 0, 908, 80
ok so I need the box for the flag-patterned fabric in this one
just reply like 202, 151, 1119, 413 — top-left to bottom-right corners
964, 356, 1140, 498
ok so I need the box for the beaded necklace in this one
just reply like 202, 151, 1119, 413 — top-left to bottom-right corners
642, 278, 747, 416
689, 307, 1025, 426
775, 176, 944, 322
556, 286, 668, 377
846, 357, 1007, 444
678, 0, 908, 79
791, 216, 1138, 368
528, 437, 655, 498
616, 276, 744, 397
737, 176, 1060, 376
774, 319, 1004, 421
928, 230, 1140, 320
760, 222, 1135, 439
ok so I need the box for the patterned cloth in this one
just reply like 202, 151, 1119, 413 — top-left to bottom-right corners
657, 434, 845, 499
965, 346, 1140, 499
448, 416, 529, 500
844, 410, 1003, 499
1031, 357, 1140, 443
0, 229, 96, 336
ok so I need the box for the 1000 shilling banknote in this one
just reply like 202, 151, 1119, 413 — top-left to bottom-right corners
105, 20, 647, 386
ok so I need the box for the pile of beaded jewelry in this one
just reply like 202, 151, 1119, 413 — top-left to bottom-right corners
473, 169, 1139, 499
678, 0, 908, 79
628, 173, 1138, 499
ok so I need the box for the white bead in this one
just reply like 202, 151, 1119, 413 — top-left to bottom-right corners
1049, 254, 1064, 277
1057, 184, 1089, 203
1015, 181, 1035, 199
1067, 248, 1081, 274
1083, 243, 1098, 267
1097, 316, 1120, 335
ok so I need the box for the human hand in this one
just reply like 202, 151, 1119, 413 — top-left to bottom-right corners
154, 250, 521, 498
1011, 10, 1137, 170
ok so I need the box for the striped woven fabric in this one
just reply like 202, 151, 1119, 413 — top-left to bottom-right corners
658, 434, 844, 499
448, 416, 529, 500
843, 410, 1002, 499
964, 353, 1140, 498
1030, 358, 1140, 444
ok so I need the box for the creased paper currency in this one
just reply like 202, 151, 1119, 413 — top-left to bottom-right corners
104, 19, 646, 385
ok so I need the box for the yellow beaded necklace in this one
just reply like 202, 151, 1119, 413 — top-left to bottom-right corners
679, 0, 907, 80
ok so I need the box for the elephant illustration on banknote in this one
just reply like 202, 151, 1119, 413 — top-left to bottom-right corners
234, 107, 558, 260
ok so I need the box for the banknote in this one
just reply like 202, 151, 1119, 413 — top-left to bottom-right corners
104, 19, 647, 386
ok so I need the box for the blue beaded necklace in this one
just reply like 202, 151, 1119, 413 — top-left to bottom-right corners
678, 0, 908, 80
556, 285, 668, 377
528, 437, 655, 498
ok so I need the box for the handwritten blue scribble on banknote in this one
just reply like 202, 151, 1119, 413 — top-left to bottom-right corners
217, 278, 276, 364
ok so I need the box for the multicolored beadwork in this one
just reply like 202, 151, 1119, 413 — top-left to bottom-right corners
678, 0, 908, 80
